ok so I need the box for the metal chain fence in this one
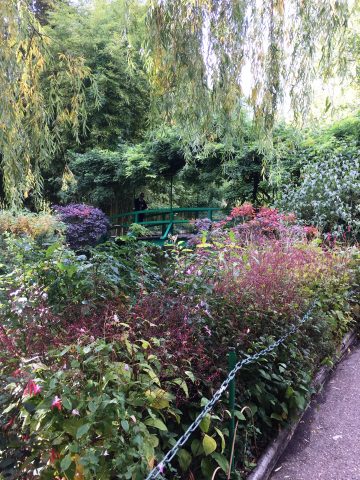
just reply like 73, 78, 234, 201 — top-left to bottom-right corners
145, 303, 316, 480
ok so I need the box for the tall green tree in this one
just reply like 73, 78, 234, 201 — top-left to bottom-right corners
0, 0, 95, 206
46, 0, 149, 149
41, 0, 151, 203
146, 0, 350, 145
30, 0, 55, 24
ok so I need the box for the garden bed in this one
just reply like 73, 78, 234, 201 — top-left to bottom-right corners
0, 206, 359, 479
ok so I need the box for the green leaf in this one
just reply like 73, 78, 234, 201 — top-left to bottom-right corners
121, 420, 129, 432
196, 243, 212, 248
258, 369, 271, 380
59, 346, 71, 356
173, 378, 189, 397
146, 388, 171, 409
203, 434, 217, 456
185, 371, 195, 382
88, 400, 99, 413
294, 393, 306, 410
191, 439, 204, 456
200, 414, 211, 433
278, 363, 287, 373
62, 396, 72, 411
76, 423, 91, 439
94, 343, 107, 352
141, 340, 150, 349
144, 418, 167, 431
177, 448, 192, 471
62, 418, 83, 437
280, 402, 288, 416
270, 413, 283, 421
212, 452, 229, 473
60, 454, 72, 471
234, 410, 246, 421
214, 427, 226, 453
285, 386, 294, 399
325, 96, 332, 113
3, 403, 18, 414
45, 242, 60, 258
201, 457, 214, 477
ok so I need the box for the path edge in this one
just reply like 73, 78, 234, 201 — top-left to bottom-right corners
247, 330, 358, 480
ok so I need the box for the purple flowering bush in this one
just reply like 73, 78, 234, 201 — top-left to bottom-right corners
192, 217, 212, 233
53, 204, 109, 250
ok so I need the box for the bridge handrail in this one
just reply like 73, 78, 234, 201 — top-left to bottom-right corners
110, 206, 221, 221
111, 219, 191, 228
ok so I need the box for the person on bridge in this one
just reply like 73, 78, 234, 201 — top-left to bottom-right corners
134, 192, 148, 223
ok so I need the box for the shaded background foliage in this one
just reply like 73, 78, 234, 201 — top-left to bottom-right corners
1, 0, 359, 223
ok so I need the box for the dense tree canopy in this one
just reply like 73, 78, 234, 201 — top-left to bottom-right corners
0, 0, 359, 214
29, 0, 54, 24
146, 0, 350, 143
45, 0, 150, 149
0, 0, 95, 206
0, 4, 359, 480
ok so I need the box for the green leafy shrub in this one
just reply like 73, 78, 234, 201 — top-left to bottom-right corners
0, 234, 162, 316
275, 117, 360, 240
127, 223, 152, 238
279, 151, 359, 238
1, 339, 182, 480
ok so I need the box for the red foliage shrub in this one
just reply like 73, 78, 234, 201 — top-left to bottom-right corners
129, 294, 214, 383
304, 225, 319, 240
0, 298, 130, 364
214, 243, 318, 322
220, 203, 318, 245
0, 325, 20, 359
237, 206, 287, 240
1, 292, 216, 397
205, 239, 349, 353
231, 202, 255, 218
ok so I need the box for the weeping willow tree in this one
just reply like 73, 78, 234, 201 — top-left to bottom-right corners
0, 0, 97, 206
145, 0, 351, 147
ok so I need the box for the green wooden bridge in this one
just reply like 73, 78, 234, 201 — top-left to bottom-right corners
110, 207, 222, 245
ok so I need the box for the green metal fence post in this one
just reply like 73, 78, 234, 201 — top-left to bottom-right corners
228, 347, 236, 473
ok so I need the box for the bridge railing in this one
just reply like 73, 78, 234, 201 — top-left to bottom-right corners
110, 207, 222, 239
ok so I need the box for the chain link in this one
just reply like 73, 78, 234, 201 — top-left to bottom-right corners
145, 303, 316, 480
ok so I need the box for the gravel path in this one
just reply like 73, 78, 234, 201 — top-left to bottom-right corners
270, 344, 360, 480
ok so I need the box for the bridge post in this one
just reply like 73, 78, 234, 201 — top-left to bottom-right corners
162, 212, 166, 236
170, 209, 174, 234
